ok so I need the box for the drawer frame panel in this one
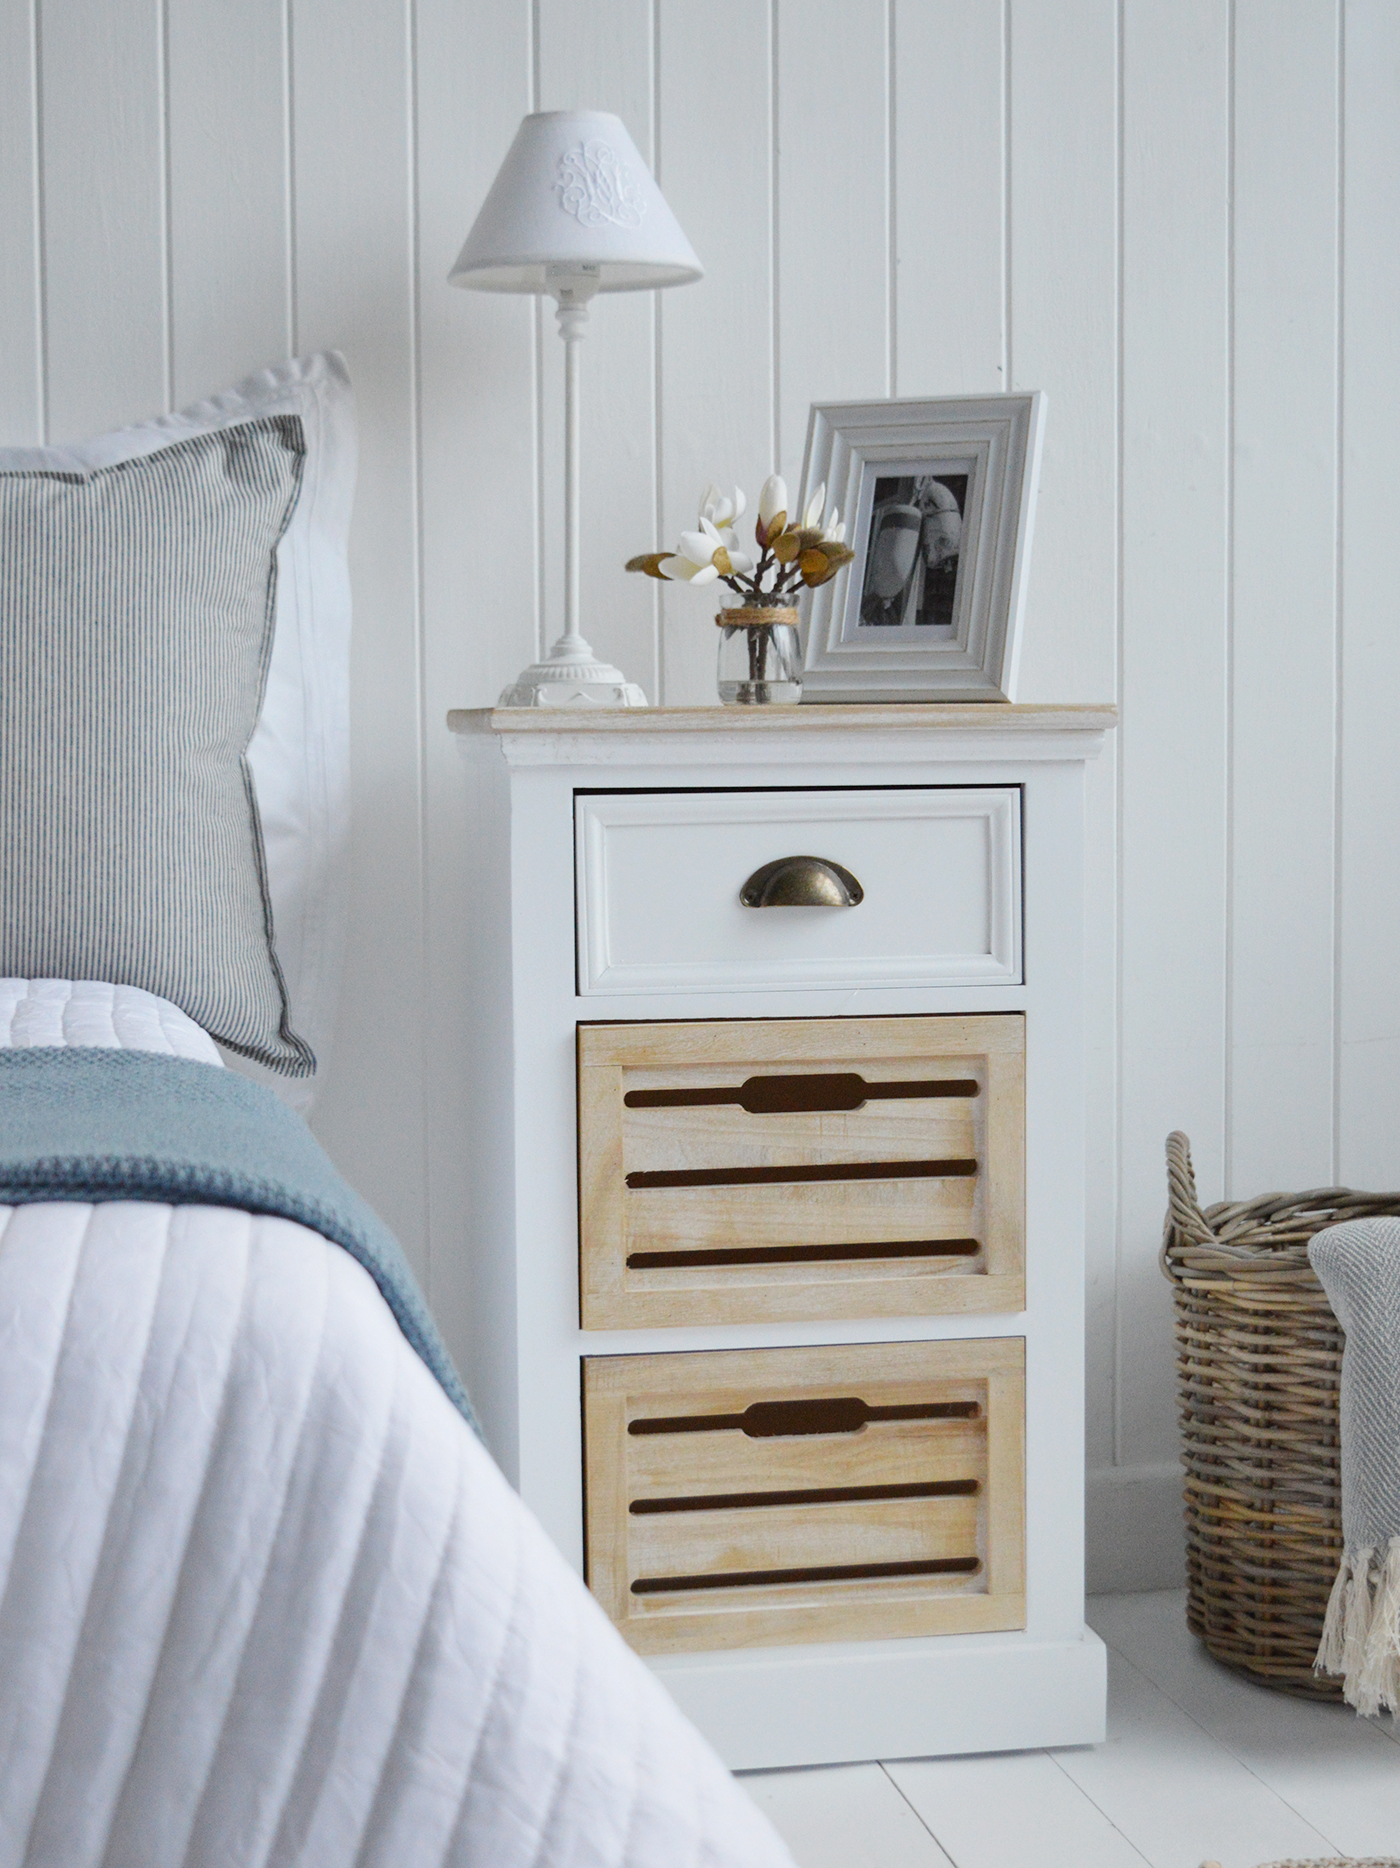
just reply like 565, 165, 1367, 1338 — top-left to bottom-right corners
574, 786, 1023, 997
583, 1338, 1027, 1655
578, 1015, 1025, 1328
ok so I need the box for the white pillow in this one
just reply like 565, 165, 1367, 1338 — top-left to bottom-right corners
0, 354, 355, 1105
0, 979, 224, 1063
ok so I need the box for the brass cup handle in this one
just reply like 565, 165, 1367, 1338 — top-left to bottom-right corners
739, 855, 864, 908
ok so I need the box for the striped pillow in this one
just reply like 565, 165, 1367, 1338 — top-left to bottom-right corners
0, 416, 314, 1075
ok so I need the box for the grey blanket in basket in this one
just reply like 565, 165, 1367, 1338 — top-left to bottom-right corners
1307, 1219, 1400, 1714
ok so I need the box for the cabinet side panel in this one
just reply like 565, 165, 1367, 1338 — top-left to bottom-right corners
455, 740, 519, 1478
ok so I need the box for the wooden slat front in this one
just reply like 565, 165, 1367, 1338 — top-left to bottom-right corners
628, 1495, 982, 1584
579, 1015, 1024, 1328
583, 1339, 1026, 1654
626, 1418, 987, 1500
620, 1071, 982, 1175
624, 1177, 980, 1246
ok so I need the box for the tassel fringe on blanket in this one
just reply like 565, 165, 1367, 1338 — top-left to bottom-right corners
1306, 1218, 1400, 1717
1315, 1535, 1400, 1716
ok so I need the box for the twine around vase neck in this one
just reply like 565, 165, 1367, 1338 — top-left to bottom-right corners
715, 605, 799, 627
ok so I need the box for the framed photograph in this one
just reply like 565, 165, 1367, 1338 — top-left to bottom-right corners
796, 393, 1045, 702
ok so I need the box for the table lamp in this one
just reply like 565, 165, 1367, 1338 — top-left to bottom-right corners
450, 110, 703, 706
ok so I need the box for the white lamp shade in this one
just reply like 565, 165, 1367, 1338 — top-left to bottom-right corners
449, 110, 702, 294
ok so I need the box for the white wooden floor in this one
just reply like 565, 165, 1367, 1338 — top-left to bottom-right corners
738, 1592, 1400, 1868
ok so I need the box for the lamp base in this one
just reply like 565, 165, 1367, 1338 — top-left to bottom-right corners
497, 634, 648, 708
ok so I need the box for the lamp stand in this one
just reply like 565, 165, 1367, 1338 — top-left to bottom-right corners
498, 279, 647, 707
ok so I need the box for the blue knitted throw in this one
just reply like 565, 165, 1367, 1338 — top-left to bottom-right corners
0, 1047, 480, 1437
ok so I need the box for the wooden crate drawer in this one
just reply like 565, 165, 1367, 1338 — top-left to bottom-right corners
574, 787, 1022, 996
578, 1015, 1024, 1328
583, 1339, 1026, 1655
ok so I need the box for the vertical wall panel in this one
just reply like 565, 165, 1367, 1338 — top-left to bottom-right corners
776, 0, 890, 488
0, 0, 42, 442
1007, 0, 1119, 1471
1009, 0, 1118, 705
416, 0, 536, 1344
894, 0, 1005, 398
537, 0, 659, 700
38, 0, 167, 437
1229, 0, 1340, 1193
655, 0, 775, 706
292, 0, 428, 1273
416, 9, 537, 718
166, 0, 291, 405
1338, 0, 1400, 1185
1117, 0, 1231, 1467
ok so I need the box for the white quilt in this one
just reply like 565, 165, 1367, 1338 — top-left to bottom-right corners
0, 981, 792, 1868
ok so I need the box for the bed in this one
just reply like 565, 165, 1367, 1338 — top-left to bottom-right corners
0, 979, 792, 1867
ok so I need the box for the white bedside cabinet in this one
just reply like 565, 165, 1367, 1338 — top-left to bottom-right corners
448, 702, 1113, 1770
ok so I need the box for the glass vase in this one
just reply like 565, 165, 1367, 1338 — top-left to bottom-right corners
715, 606, 803, 705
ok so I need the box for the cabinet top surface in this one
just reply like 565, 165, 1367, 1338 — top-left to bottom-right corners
449, 703, 1116, 742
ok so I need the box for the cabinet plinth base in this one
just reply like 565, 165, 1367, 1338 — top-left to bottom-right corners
649, 1628, 1108, 1770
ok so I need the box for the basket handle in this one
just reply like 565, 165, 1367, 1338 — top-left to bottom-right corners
1164, 1131, 1217, 1247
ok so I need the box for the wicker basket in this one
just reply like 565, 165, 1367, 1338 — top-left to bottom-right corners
1159, 1132, 1400, 1697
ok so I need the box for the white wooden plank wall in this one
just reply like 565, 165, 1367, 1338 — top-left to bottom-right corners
1115, 0, 1232, 1504
4, 0, 1397, 1590
1004, 0, 1119, 1490
0, 0, 41, 442
655, 0, 774, 705
1338, 1, 1400, 1191
1229, 0, 1339, 1196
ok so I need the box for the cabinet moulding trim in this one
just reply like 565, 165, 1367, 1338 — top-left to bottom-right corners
448, 704, 1116, 770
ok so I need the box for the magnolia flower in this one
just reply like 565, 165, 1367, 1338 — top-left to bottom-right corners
699, 483, 746, 531
657, 553, 720, 585
756, 474, 788, 546
659, 516, 756, 585
756, 475, 789, 550
628, 472, 850, 597
798, 544, 844, 586
783, 482, 844, 545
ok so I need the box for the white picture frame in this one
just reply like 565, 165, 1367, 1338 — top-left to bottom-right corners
796, 393, 1046, 702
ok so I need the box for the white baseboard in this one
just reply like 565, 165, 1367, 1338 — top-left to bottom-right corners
1086, 1462, 1185, 1595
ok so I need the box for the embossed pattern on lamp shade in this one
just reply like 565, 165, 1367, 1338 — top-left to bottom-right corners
556, 140, 646, 232
449, 110, 701, 294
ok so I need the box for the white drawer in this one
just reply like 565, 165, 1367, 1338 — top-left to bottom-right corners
575, 788, 1021, 996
